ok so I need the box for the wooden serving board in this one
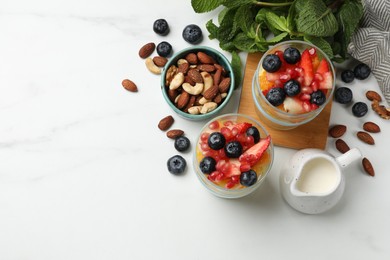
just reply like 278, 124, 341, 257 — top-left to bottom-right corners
237, 52, 332, 150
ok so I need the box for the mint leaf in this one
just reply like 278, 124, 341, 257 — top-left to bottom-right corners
223, 0, 254, 9
286, 1, 296, 32
265, 12, 290, 32
218, 7, 229, 24
206, 19, 219, 40
231, 51, 242, 89
295, 0, 338, 37
233, 32, 258, 52
217, 7, 239, 42
219, 41, 237, 52
235, 4, 256, 33
191, 0, 224, 13
267, 32, 289, 43
304, 35, 334, 59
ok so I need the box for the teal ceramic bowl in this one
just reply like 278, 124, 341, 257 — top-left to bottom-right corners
161, 46, 235, 121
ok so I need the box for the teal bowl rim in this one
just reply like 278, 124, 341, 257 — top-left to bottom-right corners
160, 46, 235, 121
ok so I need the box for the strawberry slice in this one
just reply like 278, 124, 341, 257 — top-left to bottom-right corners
300, 49, 314, 87
319, 71, 333, 89
216, 159, 241, 178
316, 59, 329, 74
239, 136, 271, 166
226, 122, 252, 134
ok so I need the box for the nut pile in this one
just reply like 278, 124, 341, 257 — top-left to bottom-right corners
164, 51, 231, 115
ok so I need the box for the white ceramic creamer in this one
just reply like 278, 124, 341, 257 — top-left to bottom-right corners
279, 148, 362, 214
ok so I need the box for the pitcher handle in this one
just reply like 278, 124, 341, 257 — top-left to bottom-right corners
335, 148, 362, 168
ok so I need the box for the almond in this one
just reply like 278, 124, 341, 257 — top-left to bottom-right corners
176, 91, 190, 109
168, 89, 178, 103
184, 75, 195, 86
335, 139, 350, 154
121, 79, 138, 92
218, 77, 231, 93
202, 85, 219, 100
366, 90, 382, 102
166, 129, 184, 139
328, 124, 347, 138
184, 95, 196, 112
213, 93, 223, 104
188, 69, 203, 83
356, 131, 375, 145
363, 121, 381, 133
198, 64, 215, 73
139, 42, 155, 59
185, 53, 198, 64
158, 115, 174, 131
178, 62, 190, 74
362, 157, 375, 177
152, 56, 168, 67
213, 68, 222, 86
197, 52, 215, 64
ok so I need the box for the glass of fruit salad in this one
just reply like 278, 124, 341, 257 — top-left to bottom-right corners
194, 113, 274, 199
252, 40, 336, 130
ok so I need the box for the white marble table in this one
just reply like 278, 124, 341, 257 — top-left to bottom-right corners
1, 1, 389, 259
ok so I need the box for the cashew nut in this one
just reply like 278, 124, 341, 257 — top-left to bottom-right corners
177, 58, 188, 66
182, 82, 204, 95
145, 57, 162, 75
198, 96, 211, 105
188, 106, 202, 115
169, 72, 185, 90
201, 102, 218, 114
200, 72, 213, 95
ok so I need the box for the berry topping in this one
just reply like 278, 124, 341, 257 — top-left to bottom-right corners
246, 126, 260, 144
341, 70, 355, 83
156, 41, 172, 57
239, 136, 271, 166
208, 132, 226, 150
174, 136, 190, 152
283, 47, 301, 64
224, 141, 243, 158
299, 49, 314, 87
334, 87, 353, 104
199, 156, 216, 174
284, 79, 301, 97
310, 90, 326, 106
153, 19, 169, 36
167, 155, 186, 175
240, 170, 258, 187
352, 102, 368, 117
266, 87, 286, 106
354, 63, 371, 80
262, 54, 282, 72
182, 24, 203, 44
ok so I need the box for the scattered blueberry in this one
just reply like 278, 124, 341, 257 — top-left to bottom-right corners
246, 126, 260, 144
310, 90, 326, 106
283, 47, 301, 64
283, 79, 301, 97
199, 156, 216, 174
354, 63, 371, 80
167, 155, 186, 175
182, 24, 203, 44
352, 102, 368, 117
208, 132, 226, 150
341, 70, 355, 83
266, 87, 285, 106
240, 170, 257, 187
262, 54, 282, 73
174, 136, 190, 152
224, 141, 243, 158
156, 41, 172, 57
153, 19, 169, 36
334, 87, 353, 104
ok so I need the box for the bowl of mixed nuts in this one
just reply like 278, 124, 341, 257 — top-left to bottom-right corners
161, 46, 235, 121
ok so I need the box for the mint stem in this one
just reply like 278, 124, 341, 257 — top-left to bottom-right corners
254, 1, 293, 7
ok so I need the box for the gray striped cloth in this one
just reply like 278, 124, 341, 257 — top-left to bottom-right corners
348, 0, 390, 104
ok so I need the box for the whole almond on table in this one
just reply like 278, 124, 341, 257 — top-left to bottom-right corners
166, 129, 184, 139
122, 79, 138, 92
356, 131, 375, 145
335, 139, 350, 154
362, 157, 375, 177
328, 124, 347, 138
363, 121, 381, 133
139, 42, 155, 59
158, 115, 174, 131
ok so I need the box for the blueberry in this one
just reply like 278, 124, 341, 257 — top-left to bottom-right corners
310, 90, 326, 106
262, 54, 282, 73
354, 63, 371, 80
246, 126, 260, 144
224, 141, 243, 158
341, 70, 355, 83
352, 102, 368, 117
283, 79, 301, 97
156, 41, 172, 57
283, 47, 301, 64
208, 132, 226, 150
182, 24, 203, 44
167, 155, 186, 175
153, 19, 169, 36
174, 136, 190, 152
199, 156, 216, 174
240, 170, 257, 187
266, 87, 285, 106
334, 87, 353, 104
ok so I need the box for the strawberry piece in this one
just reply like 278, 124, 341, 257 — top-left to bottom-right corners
226, 122, 252, 134
239, 136, 271, 166
316, 59, 329, 74
216, 159, 241, 178
300, 49, 314, 87
319, 71, 333, 89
